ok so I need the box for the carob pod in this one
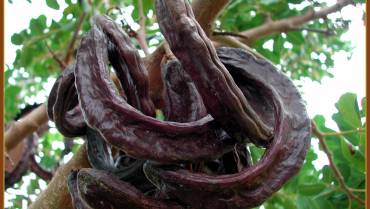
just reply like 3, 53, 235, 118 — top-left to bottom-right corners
94, 15, 156, 117
67, 169, 184, 209
48, 65, 87, 137
29, 153, 53, 181
143, 46, 311, 209
86, 127, 154, 192
161, 59, 207, 122
67, 170, 93, 209
74, 16, 233, 163
155, 0, 273, 145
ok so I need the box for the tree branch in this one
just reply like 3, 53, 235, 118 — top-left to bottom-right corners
321, 128, 365, 136
28, 144, 90, 209
45, 42, 66, 69
213, 31, 249, 40
311, 121, 365, 206
136, 0, 150, 55
239, 0, 354, 45
4, 104, 48, 152
64, 12, 87, 64
211, 35, 268, 61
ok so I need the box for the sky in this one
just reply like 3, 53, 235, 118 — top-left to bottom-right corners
4, 1, 366, 208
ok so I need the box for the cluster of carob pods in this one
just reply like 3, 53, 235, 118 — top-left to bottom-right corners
47, 0, 311, 208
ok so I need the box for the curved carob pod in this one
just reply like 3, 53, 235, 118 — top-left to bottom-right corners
155, 0, 273, 145
74, 17, 234, 163
29, 154, 53, 181
144, 47, 311, 209
52, 65, 87, 137
94, 15, 156, 117
162, 59, 207, 122
68, 169, 184, 209
67, 170, 93, 209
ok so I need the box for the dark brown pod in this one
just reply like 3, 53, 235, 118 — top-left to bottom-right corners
52, 65, 87, 137
68, 169, 183, 209
74, 18, 234, 163
143, 47, 311, 209
155, 0, 273, 145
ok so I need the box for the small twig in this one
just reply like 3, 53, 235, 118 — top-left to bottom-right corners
136, 0, 150, 55
292, 26, 336, 36
322, 128, 365, 136
44, 42, 66, 69
311, 121, 365, 205
213, 31, 249, 40
64, 12, 87, 64
348, 188, 366, 193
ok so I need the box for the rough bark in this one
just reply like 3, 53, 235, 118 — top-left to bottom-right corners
28, 144, 90, 209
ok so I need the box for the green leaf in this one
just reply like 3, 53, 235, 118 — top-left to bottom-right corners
321, 165, 334, 183
288, 0, 304, 4
360, 97, 366, 117
287, 31, 305, 45
333, 93, 361, 128
46, 0, 60, 10
298, 183, 326, 196
332, 93, 362, 145
273, 35, 284, 55
296, 196, 320, 209
29, 15, 47, 35
11, 34, 24, 45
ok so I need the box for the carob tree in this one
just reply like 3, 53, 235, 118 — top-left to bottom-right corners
46, 0, 311, 208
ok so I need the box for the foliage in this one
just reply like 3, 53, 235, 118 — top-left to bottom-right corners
262, 93, 366, 209
4, 0, 365, 208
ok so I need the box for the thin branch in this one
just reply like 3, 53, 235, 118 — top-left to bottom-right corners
136, 0, 149, 55
44, 42, 66, 69
292, 27, 336, 36
211, 35, 269, 61
321, 128, 365, 136
348, 188, 366, 193
64, 12, 87, 64
239, 0, 355, 44
213, 31, 249, 40
191, 0, 230, 36
311, 121, 365, 205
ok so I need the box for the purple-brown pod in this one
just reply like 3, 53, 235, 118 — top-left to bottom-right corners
52, 65, 87, 137
74, 19, 234, 163
68, 168, 183, 209
155, 0, 273, 145
143, 47, 311, 209
161, 59, 207, 122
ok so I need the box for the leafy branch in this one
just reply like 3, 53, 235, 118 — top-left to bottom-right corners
311, 121, 365, 206
237, 0, 355, 45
